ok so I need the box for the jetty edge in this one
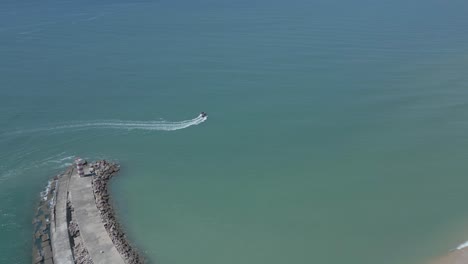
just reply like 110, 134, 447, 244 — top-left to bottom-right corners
32, 160, 144, 264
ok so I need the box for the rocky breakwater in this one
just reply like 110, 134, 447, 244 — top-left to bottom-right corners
32, 176, 59, 264
91, 160, 144, 264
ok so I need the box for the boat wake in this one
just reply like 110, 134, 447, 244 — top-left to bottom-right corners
3, 114, 207, 136
49, 114, 207, 132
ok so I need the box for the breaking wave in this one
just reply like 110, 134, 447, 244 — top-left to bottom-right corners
456, 241, 468, 250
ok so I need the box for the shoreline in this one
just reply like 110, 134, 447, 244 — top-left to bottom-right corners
32, 160, 144, 264
431, 246, 468, 264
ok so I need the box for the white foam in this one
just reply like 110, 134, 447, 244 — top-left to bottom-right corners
59, 156, 75, 162
456, 241, 468, 250
0, 169, 21, 184
4, 114, 207, 136
40, 180, 53, 201
0, 153, 74, 184
57, 162, 73, 169
49, 115, 207, 131
47, 156, 75, 164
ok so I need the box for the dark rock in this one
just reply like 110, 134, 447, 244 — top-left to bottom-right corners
42, 234, 50, 242
91, 160, 144, 264
34, 254, 44, 264
42, 245, 53, 260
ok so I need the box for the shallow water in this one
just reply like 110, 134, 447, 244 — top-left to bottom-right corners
2, 0, 468, 263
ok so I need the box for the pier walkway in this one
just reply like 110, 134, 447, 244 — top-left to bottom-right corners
51, 168, 74, 264
69, 170, 125, 264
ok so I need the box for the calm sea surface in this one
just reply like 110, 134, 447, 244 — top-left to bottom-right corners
2, 0, 468, 263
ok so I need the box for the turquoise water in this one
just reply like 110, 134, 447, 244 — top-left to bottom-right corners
2, 0, 468, 263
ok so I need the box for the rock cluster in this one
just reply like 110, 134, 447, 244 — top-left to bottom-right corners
91, 160, 144, 264
32, 176, 59, 264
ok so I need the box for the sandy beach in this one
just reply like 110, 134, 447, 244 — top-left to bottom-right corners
431, 247, 468, 264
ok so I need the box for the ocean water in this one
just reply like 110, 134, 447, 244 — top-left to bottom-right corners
2, 0, 468, 263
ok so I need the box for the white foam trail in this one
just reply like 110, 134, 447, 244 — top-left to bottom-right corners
46, 155, 76, 164
60, 156, 75, 161
4, 114, 207, 135
58, 162, 73, 169
0, 169, 17, 184
49, 115, 207, 131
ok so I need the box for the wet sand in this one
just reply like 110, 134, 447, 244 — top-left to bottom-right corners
431, 247, 468, 264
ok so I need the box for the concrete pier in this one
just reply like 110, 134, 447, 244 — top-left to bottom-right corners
50, 169, 74, 264
69, 170, 125, 264
34, 160, 142, 264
